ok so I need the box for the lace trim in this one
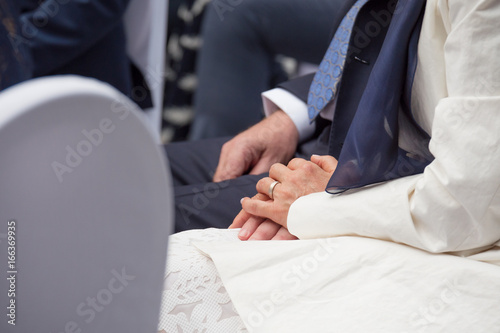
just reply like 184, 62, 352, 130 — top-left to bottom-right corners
158, 229, 247, 333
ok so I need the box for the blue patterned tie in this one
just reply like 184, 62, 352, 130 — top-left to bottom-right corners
307, 0, 370, 122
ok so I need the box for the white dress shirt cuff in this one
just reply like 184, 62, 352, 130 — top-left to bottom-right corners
262, 88, 315, 142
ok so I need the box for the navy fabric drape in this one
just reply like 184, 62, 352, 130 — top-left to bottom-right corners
326, 0, 431, 193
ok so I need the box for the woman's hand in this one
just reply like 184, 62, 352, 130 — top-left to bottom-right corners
231, 155, 338, 240
230, 193, 298, 240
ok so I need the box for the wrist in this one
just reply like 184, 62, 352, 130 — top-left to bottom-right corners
268, 110, 299, 147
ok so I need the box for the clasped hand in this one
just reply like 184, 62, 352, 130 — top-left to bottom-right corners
230, 155, 337, 241
211, 110, 337, 241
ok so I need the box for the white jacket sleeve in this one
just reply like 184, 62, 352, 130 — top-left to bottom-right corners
288, 0, 500, 253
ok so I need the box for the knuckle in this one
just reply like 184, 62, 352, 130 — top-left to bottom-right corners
288, 158, 301, 167
303, 162, 315, 172
269, 163, 280, 174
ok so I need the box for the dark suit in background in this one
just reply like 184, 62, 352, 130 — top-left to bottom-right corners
188, 0, 352, 140
0, 0, 32, 91
18, 0, 151, 108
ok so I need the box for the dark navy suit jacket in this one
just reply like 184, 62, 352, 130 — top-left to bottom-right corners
279, 0, 399, 158
18, 0, 151, 108
1, 0, 31, 91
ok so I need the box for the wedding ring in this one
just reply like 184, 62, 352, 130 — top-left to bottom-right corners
268, 180, 280, 200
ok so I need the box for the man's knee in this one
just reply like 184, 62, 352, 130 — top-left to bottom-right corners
203, 0, 264, 43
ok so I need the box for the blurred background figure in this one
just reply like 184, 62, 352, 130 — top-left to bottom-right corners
0, 0, 32, 91
161, 0, 344, 142
17, 0, 152, 109
189, 0, 343, 140
161, 0, 210, 142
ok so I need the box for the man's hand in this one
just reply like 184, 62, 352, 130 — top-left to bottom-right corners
213, 111, 299, 182
241, 155, 338, 229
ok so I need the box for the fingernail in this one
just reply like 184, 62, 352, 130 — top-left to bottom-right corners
238, 229, 249, 239
240, 197, 246, 204
312, 154, 320, 158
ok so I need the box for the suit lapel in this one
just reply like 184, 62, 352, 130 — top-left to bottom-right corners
327, 0, 428, 192
328, 0, 395, 158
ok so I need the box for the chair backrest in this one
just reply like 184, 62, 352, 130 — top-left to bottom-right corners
0, 76, 173, 332
125, 0, 168, 143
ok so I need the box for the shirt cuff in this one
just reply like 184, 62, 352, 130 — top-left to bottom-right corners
262, 88, 315, 142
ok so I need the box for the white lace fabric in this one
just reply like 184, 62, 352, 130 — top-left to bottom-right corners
158, 229, 247, 333
157, 228, 500, 333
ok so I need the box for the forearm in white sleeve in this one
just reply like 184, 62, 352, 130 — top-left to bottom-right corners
262, 88, 315, 142
287, 0, 500, 254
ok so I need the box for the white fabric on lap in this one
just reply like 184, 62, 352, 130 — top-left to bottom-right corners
195, 233, 500, 333
160, 229, 500, 333
158, 229, 247, 333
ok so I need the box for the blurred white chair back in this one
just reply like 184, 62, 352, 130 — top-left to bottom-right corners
125, 0, 168, 143
0, 76, 173, 332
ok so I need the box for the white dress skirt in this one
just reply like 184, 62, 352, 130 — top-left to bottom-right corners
157, 228, 500, 333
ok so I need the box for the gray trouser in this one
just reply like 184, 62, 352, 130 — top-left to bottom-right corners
189, 0, 346, 140
168, 123, 331, 232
